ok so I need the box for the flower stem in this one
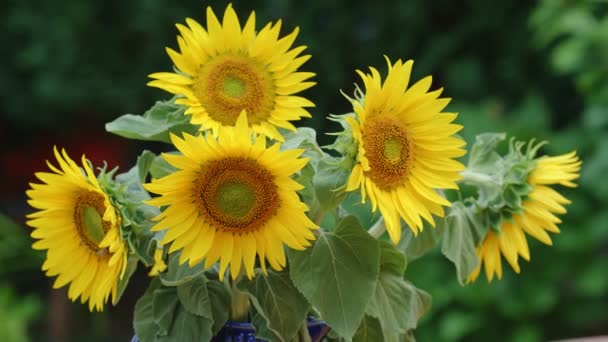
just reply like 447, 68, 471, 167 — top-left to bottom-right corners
230, 274, 250, 321
459, 170, 494, 184
368, 217, 386, 238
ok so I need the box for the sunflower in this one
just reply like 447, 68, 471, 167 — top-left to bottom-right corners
467, 152, 581, 282
148, 3, 316, 141
344, 57, 466, 243
26, 148, 127, 312
144, 114, 317, 280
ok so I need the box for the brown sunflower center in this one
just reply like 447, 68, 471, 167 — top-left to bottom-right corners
361, 116, 413, 189
73, 190, 110, 252
193, 54, 275, 126
196, 157, 280, 232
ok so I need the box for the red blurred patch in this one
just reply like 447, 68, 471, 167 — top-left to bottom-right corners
1, 128, 131, 194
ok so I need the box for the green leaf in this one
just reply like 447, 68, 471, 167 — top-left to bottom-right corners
353, 316, 384, 342
366, 243, 430, 335
157, 306, 213, 342
114, 255, 139, 305
378, 240, 407, 275
105, 98, 199, 143
176, 276, 212, 318
239, 270, 311, 342
367, 276, 431, 334
396, 224, 443, 263
160, 252, 206, 287
252, 311, 278, 341
313, 158, 350, 212
206, 280, 231, 335
289, 215, 380, 340
281, 127, 324, 163
467, 133, 506, 170
441, 202, 487, 284
150, 154, 178, 179
133, 279, 161, 342
153, 288, 180, 336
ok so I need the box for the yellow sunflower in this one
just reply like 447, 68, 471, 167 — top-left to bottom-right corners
148, 3, 316, 141
144, 114, 318, 280
467, 151, 581, 282
26, 148, 127, 312
344, 57, 466, 243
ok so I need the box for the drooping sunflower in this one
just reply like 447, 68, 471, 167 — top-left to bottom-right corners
26, 148, 127, 312
144, 114, 317, 280
344, 57, 466, 243
148, 3, 316, 141
467, 152, 581, 282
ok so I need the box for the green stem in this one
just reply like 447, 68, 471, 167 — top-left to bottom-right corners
296, 321, 312, 342
313, 208, 325, 226
230, 274, 250, 321
460, 170, 493, 184
368, 217, 386, 238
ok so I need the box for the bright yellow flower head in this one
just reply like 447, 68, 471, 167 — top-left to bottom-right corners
144, 114, 318, 280
467, 152, 582, 282
345, 57, 466, 243
148, 3, 316, 141
26, 148, 127, 312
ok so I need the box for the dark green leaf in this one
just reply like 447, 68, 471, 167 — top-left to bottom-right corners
157, 306, 213, 342
206, 280, 231, 335
160, 252, 206, 287
289, 216, 380, 340
378, 240, 407, 275
153, 287, 179, 336
133, 279, 161, 342
353, 316, 384, 342
176, 276, 212, 318
239, 270, 311, 342
114, 255, 139, 305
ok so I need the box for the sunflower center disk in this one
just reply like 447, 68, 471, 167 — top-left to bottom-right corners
197, 158, 280, 232
362, 117, 413, 190
194, 55, 275, 126
215, 182, 257, 219
74, 191, 109, 252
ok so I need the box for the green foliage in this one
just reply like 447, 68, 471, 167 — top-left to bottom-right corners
134, 276, 230, 342
238, 270, 311, 342
366, 241, 431, 336
289, 216, 380, 340
0, 286, 42, 342
440, 203, 486, 285
106, 98, 200, 143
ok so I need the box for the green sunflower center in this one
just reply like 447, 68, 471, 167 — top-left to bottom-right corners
74, 191, 110, 252
222, 76, 247, 98
361, 116, 413, 189
215, 181, 257, 219
193, 55, 276, 126
196, 157, 280, 232
383, 137, 402, 163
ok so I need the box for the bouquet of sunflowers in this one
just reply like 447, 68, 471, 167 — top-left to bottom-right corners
25, 3, 581, 341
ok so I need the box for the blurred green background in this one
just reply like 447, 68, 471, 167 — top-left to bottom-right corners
1, 0, 607, 341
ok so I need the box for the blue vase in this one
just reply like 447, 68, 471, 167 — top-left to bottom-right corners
132, 317, 328, 342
